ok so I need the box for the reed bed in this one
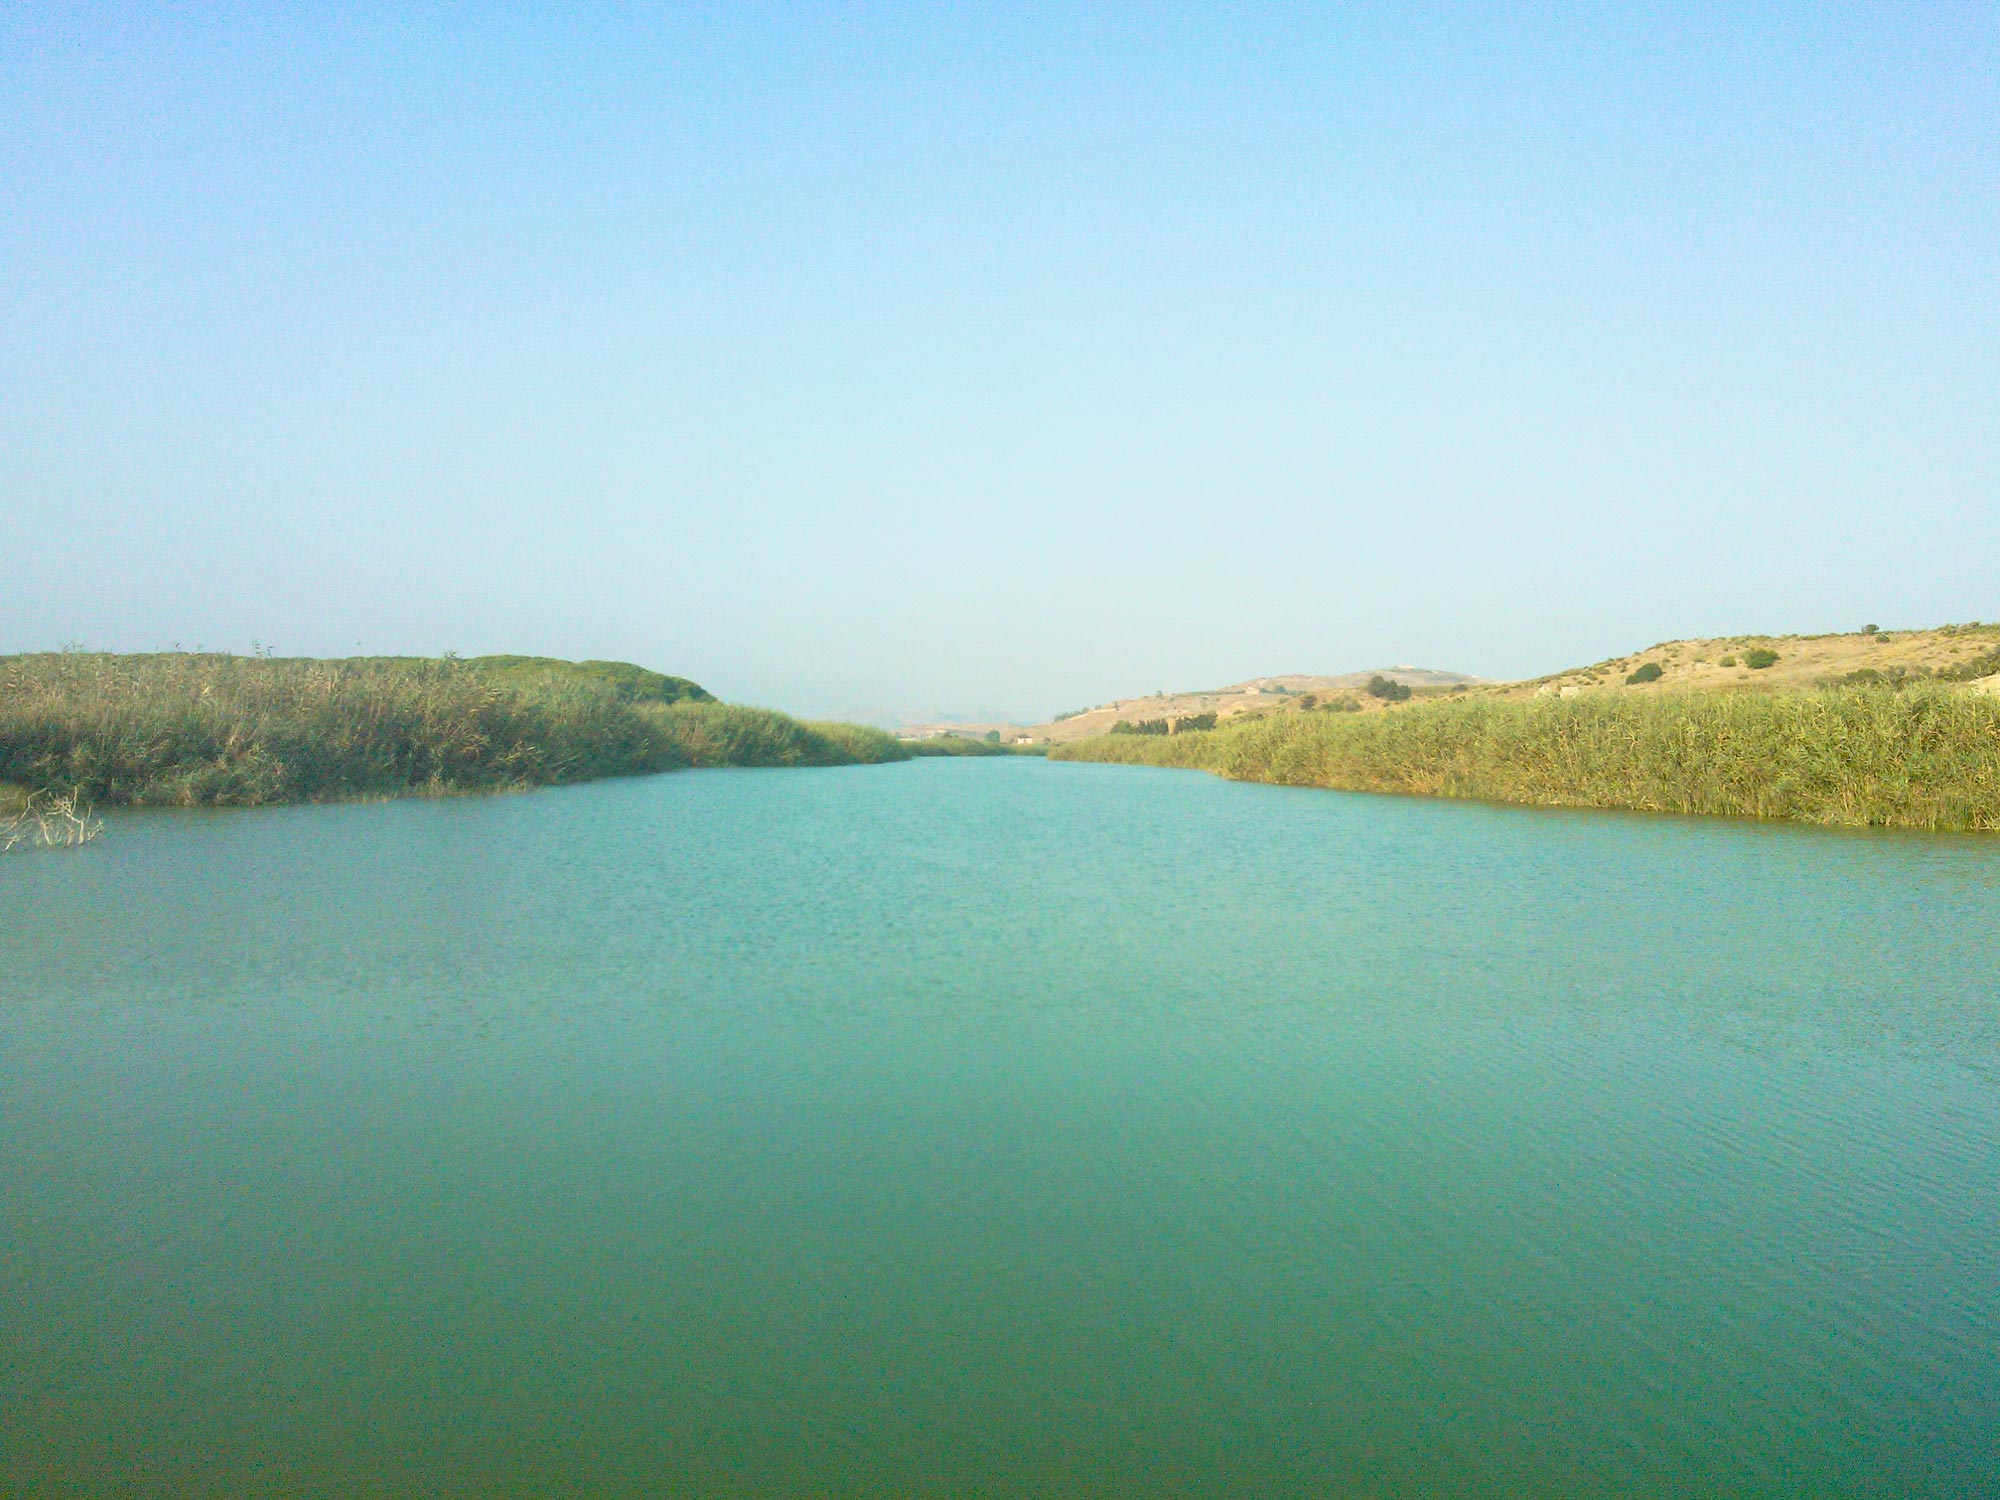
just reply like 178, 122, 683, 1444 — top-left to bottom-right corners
656, 703, 908, 769
898, 735, 1023, 757
0, 653, 910, 806
1053, 687, 2000, 831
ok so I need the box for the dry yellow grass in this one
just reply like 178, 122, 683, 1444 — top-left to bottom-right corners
1023, 669, 1476, 744
1016, 625, 2000, 744
1515, 623, 2000, 699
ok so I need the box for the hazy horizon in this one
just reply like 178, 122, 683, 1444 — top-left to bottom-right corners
5, 6, 1995, 722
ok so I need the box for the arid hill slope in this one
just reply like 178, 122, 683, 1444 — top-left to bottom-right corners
1010, 624, 1999, 745
1019, 668, 1479, 745
1511, 623, 2000, 699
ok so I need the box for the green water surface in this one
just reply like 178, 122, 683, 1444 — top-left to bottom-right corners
3, 757, 1996, 1497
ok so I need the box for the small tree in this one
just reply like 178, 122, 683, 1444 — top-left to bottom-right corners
1625, 662, 1663, 685
1366, 674, 1412, 702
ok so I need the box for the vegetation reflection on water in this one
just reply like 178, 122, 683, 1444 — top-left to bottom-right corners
3, 757, 1996, 1498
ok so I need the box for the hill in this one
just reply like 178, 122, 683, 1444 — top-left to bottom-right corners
1020, 667, 1481, 745
1015, 625, 2000, 745
1509, 624, 2000, 698
1048, 624, 2000, 831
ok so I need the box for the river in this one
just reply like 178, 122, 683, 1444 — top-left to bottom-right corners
3, 756, 1996, 1496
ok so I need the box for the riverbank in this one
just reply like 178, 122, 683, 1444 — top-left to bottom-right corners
1051, 686, 2000, 831
0, 652, 937, 806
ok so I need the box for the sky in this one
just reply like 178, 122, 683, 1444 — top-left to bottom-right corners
3, 4, 1995, 722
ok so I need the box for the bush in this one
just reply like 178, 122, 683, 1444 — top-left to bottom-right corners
1366, 675, 1412, 702
1862, 624, 1879, 635
1744, 648, 1780, 670
1720, 656, 1738, 667
1626, 663, 1664, 685
1939, 650, 2000, 683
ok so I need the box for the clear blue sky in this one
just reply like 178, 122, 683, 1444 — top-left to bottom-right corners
4, 4, 1994, 721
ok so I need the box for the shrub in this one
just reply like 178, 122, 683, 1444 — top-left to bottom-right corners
1626, 663, 1664, 685
1744, 648, 1780, 669
1296, 694, 1318, 711
1939, 648, 2000, 683
1862, 624, 1879, 635
1720, 656, 1738, 667
1365, 675, 1412, 702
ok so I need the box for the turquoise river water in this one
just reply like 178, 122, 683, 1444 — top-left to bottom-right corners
2, 756, 1997, 1497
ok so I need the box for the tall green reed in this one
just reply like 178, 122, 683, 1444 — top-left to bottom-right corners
1054, 687, 2000, 830
0, 653, 911, 805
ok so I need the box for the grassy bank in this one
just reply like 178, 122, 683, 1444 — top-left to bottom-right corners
0, 653, 909, 806
657, 702, 907, 770
1052, 687, 2000, 831
897, 735, 1031, 757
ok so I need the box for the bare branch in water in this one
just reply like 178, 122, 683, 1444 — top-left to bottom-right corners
1, 787, 103, 852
